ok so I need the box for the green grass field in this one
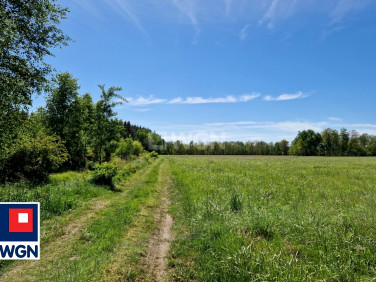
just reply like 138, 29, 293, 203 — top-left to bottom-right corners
167, 156, 376, 281
0, 156, 375, 281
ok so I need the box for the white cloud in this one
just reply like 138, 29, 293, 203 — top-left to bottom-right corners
151, 120, 376, 143
125, 92, 312, 106
134, 108, 151, 112
127, 96, 166, 106
205, 121, 326, 132
240, 93, 260, 101
264, 91, 309, 101
168, 94, 259, 104
170, 96, 236, 104
328, 117, 342, 121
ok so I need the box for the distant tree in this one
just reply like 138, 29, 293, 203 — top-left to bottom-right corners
339, 128, 350, 156
348, 130, 361, 156
289, 130, 321, 156
273, 142, 281, 155
279, 140, 289, 155
369, 136, 376, 156
359, 133, 371, 156
188, 141, 196, 155
321, 128, 340, 156
135, 129, 151, 149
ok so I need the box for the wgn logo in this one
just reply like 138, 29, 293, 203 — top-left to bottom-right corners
0, 203, 40, 260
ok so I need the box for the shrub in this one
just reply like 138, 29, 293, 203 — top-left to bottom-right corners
115, 138, 134, 159
150, 151, 158, 158
132, 140, 143, 156
90, 162, 118, 189
1, 131, 68, 183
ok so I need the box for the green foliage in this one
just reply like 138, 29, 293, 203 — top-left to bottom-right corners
115, 138, 144, 159
0, 0, 70, 158
0, 123, 68, 183
90, 162, 118, 189
91, 85, 125, 163
135, 129, 151, 149
115, 138, 134, 159
132, 140, 143, 156
289, 129, 322, 156
149, 151, 159, 158
46, 73, 87, 168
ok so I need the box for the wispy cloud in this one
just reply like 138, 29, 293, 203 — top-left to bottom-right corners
225, 0, 233, 17
205, 121, 327, 132
168, 94, 259, 104
127, 96, 166, 106
73, 0, 374, 39
169, 95, 236, 104
240, 93, 260, 101
134, 108, 151, 112
328, 117, 342, 121
239, 24, 251, 40
124, 92, 310, 106
264, 91, 309, 101
170, 0, 200, 43
259, 0, 300, 29
107, 0, 149, 37
330, 0, 369, 24
150, 120, 376, 142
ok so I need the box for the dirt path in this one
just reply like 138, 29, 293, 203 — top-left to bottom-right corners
143, 177, 173, 281
0, 160, 159, 282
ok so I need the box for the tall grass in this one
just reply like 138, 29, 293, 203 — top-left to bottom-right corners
168, 156, 376, 281
0, 156, 152, 221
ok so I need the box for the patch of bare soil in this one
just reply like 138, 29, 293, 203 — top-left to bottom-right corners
143, 183, 173, 282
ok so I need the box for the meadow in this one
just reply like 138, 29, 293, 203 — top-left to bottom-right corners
167, 156, 376, 281
0, 155, 375, 281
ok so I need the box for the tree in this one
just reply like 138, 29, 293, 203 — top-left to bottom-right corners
321, 128, 340, 156
339, 128, 350, 156
0, 0, 70, 165
348, 130, 361, 156
135, 129, 151, 149
289, 130, 322, 156
92, 85, 125, 163
279, 140, 289, 155
45, 73, 86, 168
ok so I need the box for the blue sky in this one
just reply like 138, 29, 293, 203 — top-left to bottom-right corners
36, 0, 376, 142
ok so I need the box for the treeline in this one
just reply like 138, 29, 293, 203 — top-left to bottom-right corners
156, 128, 376, 156
0, 72, 162, 183
0, 1, 165, 184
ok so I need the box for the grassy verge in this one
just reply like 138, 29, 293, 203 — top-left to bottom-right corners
1, 157, 163, 281
0, 154, 154, 273
94, 160, 171, 281
167, 156, 376, 281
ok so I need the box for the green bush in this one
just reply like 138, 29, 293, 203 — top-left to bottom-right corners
115, 138, 144, 159
132, 140, 143, 156
115, 138, 134, 159
149, 151, 158, 158
0, 130, 68, 183
90, 162, 118, 189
